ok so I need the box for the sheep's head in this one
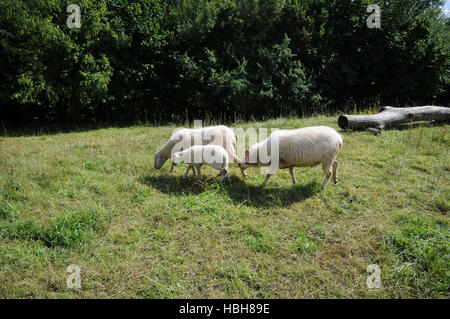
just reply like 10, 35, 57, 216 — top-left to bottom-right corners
154, 152, 168, 169
244, 149, 250, 164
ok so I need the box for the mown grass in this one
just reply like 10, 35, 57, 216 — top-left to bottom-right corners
0, 116, 448, 298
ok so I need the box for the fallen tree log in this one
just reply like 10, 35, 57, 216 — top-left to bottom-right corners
338, 106, 450, 130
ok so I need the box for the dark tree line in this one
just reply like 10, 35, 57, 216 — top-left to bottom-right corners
0, 0, 448, 126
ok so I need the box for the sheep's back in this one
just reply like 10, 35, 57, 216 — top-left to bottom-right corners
171, 126, 235, 154
182, 144, 229, 168
278, 126, 342, 165
200, 126, 236, 158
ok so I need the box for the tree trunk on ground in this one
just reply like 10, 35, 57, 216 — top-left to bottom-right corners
338, 106, 450, 130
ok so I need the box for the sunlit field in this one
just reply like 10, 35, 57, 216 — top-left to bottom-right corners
0, 116, 448, 298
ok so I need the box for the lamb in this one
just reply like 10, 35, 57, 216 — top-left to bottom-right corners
172, 145, 230, 184
154, 125, 247, 178
244, 126, 343, 190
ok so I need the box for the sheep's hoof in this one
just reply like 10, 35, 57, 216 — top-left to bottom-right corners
333, 179, 338, 184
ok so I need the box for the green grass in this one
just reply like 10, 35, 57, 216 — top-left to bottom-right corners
0, 116, 448, 298
388, 214, 449, 294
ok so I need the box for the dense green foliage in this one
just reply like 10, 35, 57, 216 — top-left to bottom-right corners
0, 0, 449, 125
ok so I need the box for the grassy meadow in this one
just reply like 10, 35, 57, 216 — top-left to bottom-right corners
0, 116, 448, 298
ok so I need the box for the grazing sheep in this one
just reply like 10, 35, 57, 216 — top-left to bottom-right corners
244, 126, 343, 190
172, 145, 229, 184
154, 125, 247, 178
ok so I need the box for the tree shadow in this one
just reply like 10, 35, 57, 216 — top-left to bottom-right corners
0, 121, 143, 138
139, 174, 320, 208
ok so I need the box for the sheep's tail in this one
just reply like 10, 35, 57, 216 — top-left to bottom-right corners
338, 134, 344, 150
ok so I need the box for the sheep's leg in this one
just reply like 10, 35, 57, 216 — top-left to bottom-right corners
289, 167, 297, 185
261, 174, 271, 187
332, 160, 339, 184
217, 162, 228, 178
321, 162, 333, 191
231, 142, 248, 179
196, 165, 202, 179
192, 165, 197, 177
183, 166, 190, 179
233, 155, 248, 179
169, 162, 176, 173
220, 168, 229, 184
220, 161, 229, 184
239, 163, 248, 179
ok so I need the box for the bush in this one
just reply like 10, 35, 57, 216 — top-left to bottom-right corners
0, 0, 448, 126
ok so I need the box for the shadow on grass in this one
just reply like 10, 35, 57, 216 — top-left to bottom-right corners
384, 121, 449, 132
339, 120, 449, 134
139, 174, 320, 207
224, 177, 320, 207
139, 175, 213, 195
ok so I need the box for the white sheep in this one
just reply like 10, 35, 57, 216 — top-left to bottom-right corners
172, 145, 230, 184
244, 126, 343, 190
154, 125, 247, 178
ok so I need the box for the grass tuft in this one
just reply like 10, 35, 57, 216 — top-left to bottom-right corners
0, 202, 14, 220
293, 231, 319, 255
42, 210, 101, 248
0, 210, 102, 248
388, 214, 449, 295
242, 226, 277, 254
